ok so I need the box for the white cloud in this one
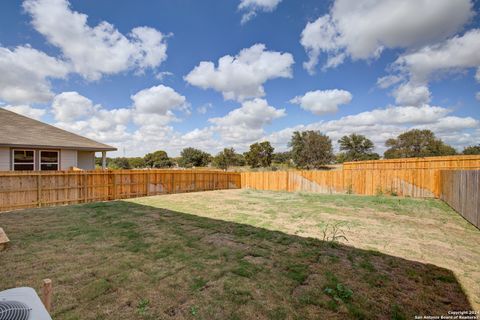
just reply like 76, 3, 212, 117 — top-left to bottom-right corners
476, 92, 480, 101
209, 98, 285, 144
0, 45, 69, 104
131, 85, 186, 115
209, 98, 285, 129
300, 0, 474, 73
337, 105, 450, 126
376, 75, 403, 89
182, 128, 213, 142
51, 91, 132, 145
238, 0, 282, 24
88, 108, 131, 133
155, 71, 173, 81
24, 0, 168, 80
2, 105, 46, 120
476, 68, 480, 82
133, 113, 180, 128
50, 91, 130, 146
131, 85, 189, 129
26, 89, 480, 157
394, 29, 480, 84
290, 89, 352, 115
51, 91, 94, 122
47, 86, 193, 156
415, 116, 478, 132
393, 82, 431, 106
263, 104, 479, 153
174, 99, 329, 153
129, 27, 168, 70
185, 44, 294, 101
178, 128, 219, 153
379, 29, 480, 106
300, 15, 344, 73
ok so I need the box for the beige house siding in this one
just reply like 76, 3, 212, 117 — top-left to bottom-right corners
60, 150, 77, 170
77, 151, 95, 170
0, 148, 98, 171
0, 148, 10, 171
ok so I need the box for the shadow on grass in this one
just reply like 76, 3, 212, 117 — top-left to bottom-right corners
0, 200, 473, 320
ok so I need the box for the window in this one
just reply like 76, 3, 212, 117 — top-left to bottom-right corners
40, 151, 59, 171
13, 150, 35, 171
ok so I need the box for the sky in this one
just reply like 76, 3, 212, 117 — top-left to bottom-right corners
0, 0, 479, 157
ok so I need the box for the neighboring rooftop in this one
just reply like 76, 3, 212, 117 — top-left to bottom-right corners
0, 108, 116, 151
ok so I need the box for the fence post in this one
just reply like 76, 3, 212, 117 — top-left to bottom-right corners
37, 174, 42, 208
286, 171, 289, 192
145, 171, 149, 196
83, 172, 87, 203
193, 171, 197, 192
112, 171, 117, 200
42, 278, 52, 313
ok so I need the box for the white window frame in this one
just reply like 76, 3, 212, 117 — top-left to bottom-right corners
12, 149, 36, 171
39, 150, 60, 171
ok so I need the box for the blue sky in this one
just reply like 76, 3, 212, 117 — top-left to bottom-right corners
0, 0, 479, 157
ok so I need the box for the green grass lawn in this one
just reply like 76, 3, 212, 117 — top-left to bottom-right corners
0, 189, 479, 319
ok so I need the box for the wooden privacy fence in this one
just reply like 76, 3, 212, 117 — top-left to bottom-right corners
1, 155, 480, 220
241, 155, 480, 198
0, 170, 241, 212
440, 170, 480, 229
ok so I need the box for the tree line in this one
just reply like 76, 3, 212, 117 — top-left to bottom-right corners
97, 129, 480, 170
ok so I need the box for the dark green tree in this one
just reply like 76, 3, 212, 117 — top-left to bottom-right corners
96, 157, 146, 169
213, 148, 237, 170
462, 145, 480, 155
178, 147, 211, 168
337, 133, 380, 162
109, 157, 131, 169
272, 151, 291, 164
234, 153, 246, 166
289, 131, 334, 169
128, 157, 146, 168
384, 129, 456, 159
244, 141, 274, 168
144, 150, 174, 168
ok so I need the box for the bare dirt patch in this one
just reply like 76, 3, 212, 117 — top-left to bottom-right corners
201, 232, 249, 250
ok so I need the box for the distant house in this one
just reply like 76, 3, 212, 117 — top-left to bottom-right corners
0, 108, 116, 171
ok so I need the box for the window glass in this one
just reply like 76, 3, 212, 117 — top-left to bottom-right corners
41, 163, 58, 171
14, 150, 34, 163
40, 151, 59, 171
14, 163, 34, 170
41, 151, 58, 163
13, 150, 35, 170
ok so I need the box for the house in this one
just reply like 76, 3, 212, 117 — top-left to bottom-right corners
0, 108, 116, 171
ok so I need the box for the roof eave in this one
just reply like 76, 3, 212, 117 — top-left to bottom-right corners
0, 143, 117, 152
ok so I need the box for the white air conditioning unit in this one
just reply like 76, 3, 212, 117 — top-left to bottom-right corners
0, 287, 52, 320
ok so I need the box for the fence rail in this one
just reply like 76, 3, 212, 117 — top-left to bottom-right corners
440, 170, 480, 229
0, 170, 241, 212
241, 155, 480, 198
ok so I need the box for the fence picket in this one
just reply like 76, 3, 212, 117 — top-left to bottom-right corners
440, 170, 480, 229
241, 155, 480, 198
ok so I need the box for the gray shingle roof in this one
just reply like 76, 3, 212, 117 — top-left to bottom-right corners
0, 108, 116, 151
